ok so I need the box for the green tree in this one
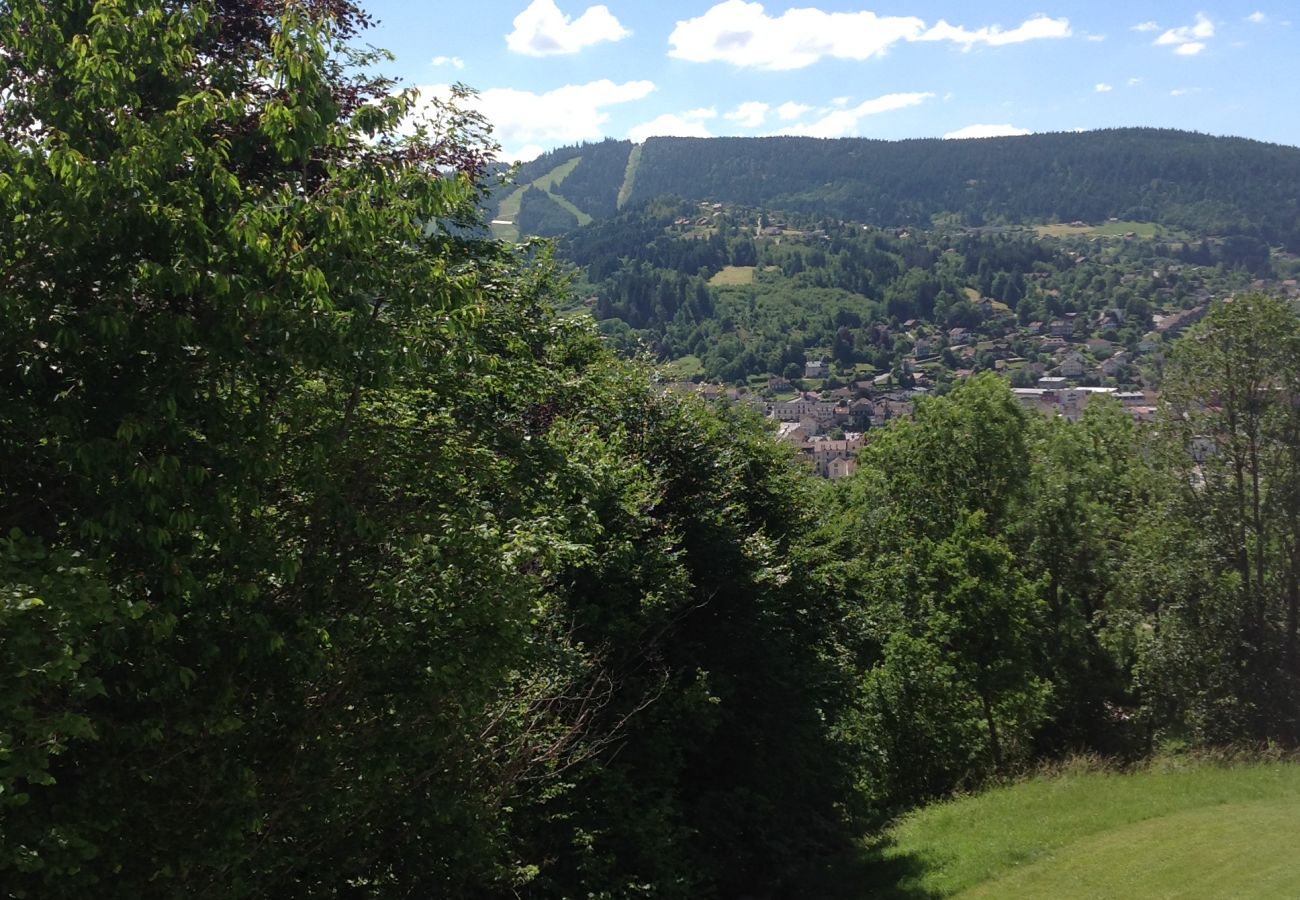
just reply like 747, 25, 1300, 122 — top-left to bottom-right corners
1018, 400, 1150, 752
829, 377, 1047, 810
0, 3, 871, 895
925, 513, 1049, 771
1152, 294, 1300, 741
0, 0, 603, 891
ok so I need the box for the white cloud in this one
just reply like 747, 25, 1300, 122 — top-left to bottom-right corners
1085, 34, 1107, 42
629, 111, 715, 143
1170, 87, 1197, 96
943, 123, 1032, 139
776, 101, 811, 120
1155, 13, 1214, 53
506, 0, 629, 56
1095, 82, 1113, 92
1131, 21, 1159, 32
773, 92, 934, 138
725, 101, 769, 128
917, 15, 1072, 49
1128, 76, 1142, 85
432, 55, 465, 69
511, 144, 547, 163
1246, 11, 1267, 24
667, 1, 1070, 70
412, 80, 654, 159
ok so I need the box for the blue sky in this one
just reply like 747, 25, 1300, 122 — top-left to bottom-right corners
359, 1, 1299, 160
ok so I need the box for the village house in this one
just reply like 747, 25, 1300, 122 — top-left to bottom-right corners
768, 397, 820, 421
1099, 351, 1130, 378
1058, 351, 1087, 379
807, 435, 865, 478
1012, 387, 1048, 412
1057, 386, 1118, 421
826, 456, 858, 480
847, 398, 874, 428
776, 422, 810, 446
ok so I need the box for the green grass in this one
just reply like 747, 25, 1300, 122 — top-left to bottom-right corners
874, 759, 1300, 898
532, 156, 580, 192
661, 355, 704, 379
490, 156, 591, 242
1035, 220, 1163, 239
616, 143, 642, 210
960, 799, 1300, 899
532, 157, 592, 226
490, 185, 525, 243
709, 265, 756, 286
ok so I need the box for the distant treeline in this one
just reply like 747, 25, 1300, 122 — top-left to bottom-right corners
505, 129, 1300, 249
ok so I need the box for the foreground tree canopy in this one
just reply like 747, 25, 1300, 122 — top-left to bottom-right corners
0, 2, 863, 894
3, 2, 1300, 897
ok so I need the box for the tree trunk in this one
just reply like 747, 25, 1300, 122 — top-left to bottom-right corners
980, 690, 1003, 772
1286, 541, 1299, 674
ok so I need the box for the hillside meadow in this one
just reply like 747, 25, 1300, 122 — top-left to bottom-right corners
868, 758, 1300, 899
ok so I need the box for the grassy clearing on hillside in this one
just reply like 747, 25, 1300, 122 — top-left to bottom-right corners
1035, 220, 1162, 238
868, 758, 1300, 899
709, 265, 756, 286
531, 158, 592, 225
532, 156, 581, 192
490, 157, 591, 243
661, 355, 704, 379
616, 142, 642, 210
489, 185, 525, 242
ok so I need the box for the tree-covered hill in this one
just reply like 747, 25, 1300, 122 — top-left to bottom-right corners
500, 129, 1300, 249
554, 197, 1275, 387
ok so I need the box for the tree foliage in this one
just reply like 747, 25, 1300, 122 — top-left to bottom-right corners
0, 2, 862, 895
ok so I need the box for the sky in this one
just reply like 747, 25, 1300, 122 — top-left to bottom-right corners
358, 1, 1300, 161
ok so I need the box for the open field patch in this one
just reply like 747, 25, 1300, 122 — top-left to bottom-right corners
872, 760, 1300, 899
709, 265, 756, 286
1035, 220, 1163, 239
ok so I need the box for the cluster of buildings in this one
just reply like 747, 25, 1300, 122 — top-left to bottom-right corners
1011, 383, 1156, 422
667, 368, 1161, 480
666, 381, 921, 479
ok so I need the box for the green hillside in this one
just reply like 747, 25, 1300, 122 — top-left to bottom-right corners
870, 760, 1300, 899
503, 129, 1300, 248
491, 153, 596, 241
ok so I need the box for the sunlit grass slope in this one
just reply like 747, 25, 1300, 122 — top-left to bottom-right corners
874, 759, 1300, 899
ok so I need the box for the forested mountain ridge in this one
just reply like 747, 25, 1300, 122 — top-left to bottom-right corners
500, 129, 1300, 249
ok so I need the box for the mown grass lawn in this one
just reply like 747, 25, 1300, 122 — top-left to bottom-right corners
872, 759, 1300, 898
1035, 220, 1164, 239
708, 265, 756, 286
661, 354, 704, 379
